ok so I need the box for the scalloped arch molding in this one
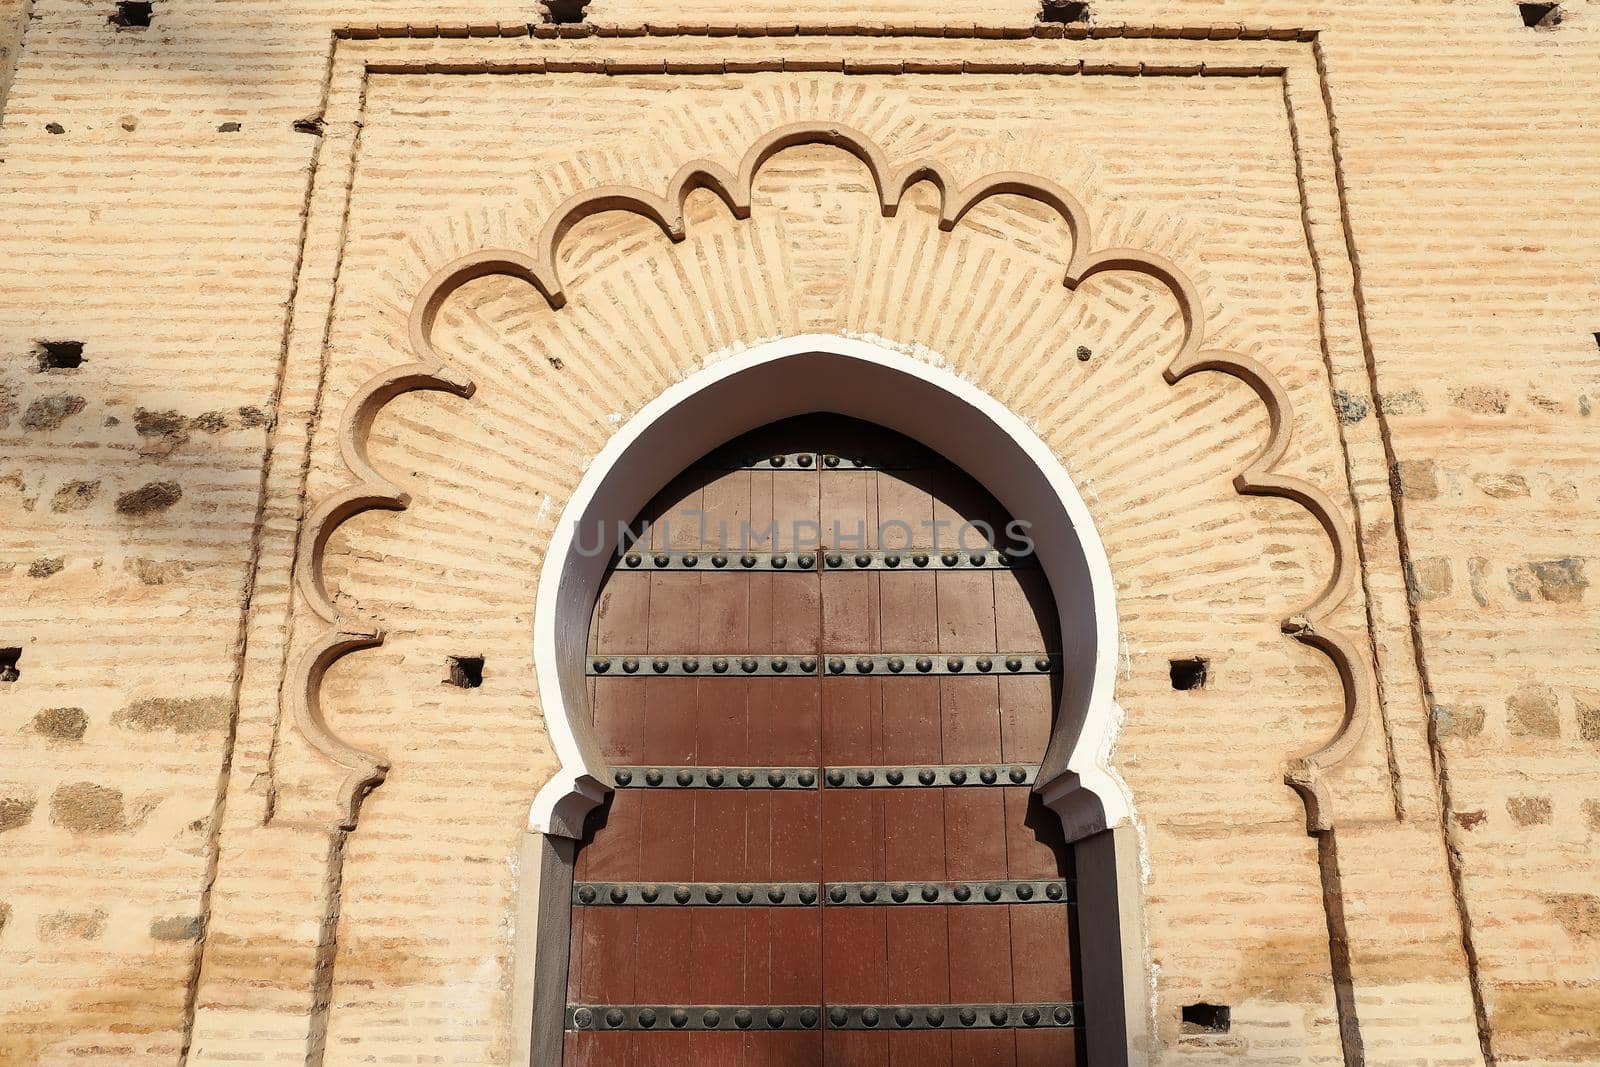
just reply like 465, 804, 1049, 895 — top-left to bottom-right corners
293, 120, 1374, 839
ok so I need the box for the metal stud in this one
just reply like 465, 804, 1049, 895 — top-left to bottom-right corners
1022, 1007, 1039, 1026
712, 657, 729, 673
642, 885, 659, 902
860, 885, 878, 903
885, 554, 901, 567
652, 657, 669, 673
606, 1008, 624, 1028
829, 885, 847, 903
916, 656, 933, 673
674, 886, 691, 904
703, 1010, 721, 1027
578, 885, 597, 904
767, 770, 787, 787
954, 885, 972, 901
737, 886, 754, 904
683, 657, 699, 673
891, 885, 909, 903
976, 656, 992, 673
947, 656, 963, 672
682, 554, 698, 567
1016, 884, 1034, 901
990, 1008, 1009, 1026
741, 657, 758, 673
798, 553, 815, 569
772, 554, 787, 568
913, 553, 929, 567
654, 553, 670, 567
646, 769, 664, 787
767, 1008, 786, 1028
949, 769, 967, 784
887, 656, 904, 673
737, 770, 755, 787
826, 553, 843, 568
734, 1009, 752, 1029
970, 552, 987, 566
574, 1008, 593, 1028
960, 1008, 977, 1027
926, 1007, 945, 1026
942, 552, 959, 566
855, 553, 872, 568
829, 1008, 848, 1028
593, 658, 610, 673
768, 886, 786, 903
1006, 656, 1022, 672
980, 767, 997, 784
1054, 1006, 1073, 1024
918, 769, 936, 785
856, 769, 874, 786
1010, 766, 1028, 784
1047, 883, 1064, 900
856, 657, 873, 673
609, 886, 627, 903
741, 554, 757, 568
984, 885, 1002, 902
623, 657, 640, 673
800, 1008, 819, 1028
671, 1009, 689, 1028
798, 454, 814, 468
770, 455, 785, 467
771, 657, 787, 673
922, 885, 940, 902
896, 1008, 914, 1027
827, 769, 845, 787
886, 769, 904, 785
861, 1008, 880, 1028
800, 886, 818, 904
704, 886, 723, 903
798, 770, 816, 787
828, 658, 845, 674
638, 1008, 656, 1028
712, 554, 728, 568
614, 769, 633, 786
1035, 656, 1052, 671
625, 554, 641, 568
800, 657, 817, 673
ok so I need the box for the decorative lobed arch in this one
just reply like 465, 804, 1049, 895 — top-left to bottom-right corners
287, 121, 1379, 1065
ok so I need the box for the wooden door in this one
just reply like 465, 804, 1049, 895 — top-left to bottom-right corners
566, 416, 1084, 1067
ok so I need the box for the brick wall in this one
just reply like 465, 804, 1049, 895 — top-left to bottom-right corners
0, 1, 1595, 1065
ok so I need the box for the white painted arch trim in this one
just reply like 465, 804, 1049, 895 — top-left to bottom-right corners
529, 333, 1131, 842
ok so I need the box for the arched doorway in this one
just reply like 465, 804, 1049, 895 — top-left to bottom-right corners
564, 416, 1085, 1065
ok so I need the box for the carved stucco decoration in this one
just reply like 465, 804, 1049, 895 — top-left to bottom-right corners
291, 121, 1374, 835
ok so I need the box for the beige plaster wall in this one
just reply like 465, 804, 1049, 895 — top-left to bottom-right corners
0, 1, 1595, 1065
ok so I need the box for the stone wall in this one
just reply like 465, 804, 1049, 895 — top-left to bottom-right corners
0, 1, 1595, 1065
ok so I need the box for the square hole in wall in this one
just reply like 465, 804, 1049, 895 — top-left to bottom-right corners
1182, 1003, 1231, 1033
0, 648, 20, 683
110, 1, 153, 27
543, 0, 588, 24
1170, 657, 1208, 691
446, 655, 484, 689
1040, 0, 1090, 22
35, 340, 85, 371
1518, 2, 1562, 27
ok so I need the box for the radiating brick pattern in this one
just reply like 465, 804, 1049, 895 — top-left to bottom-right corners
0, 2, 1595, 1065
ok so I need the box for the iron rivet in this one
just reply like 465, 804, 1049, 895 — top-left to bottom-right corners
916, 657, 933, 673
799, 553, 815, 569
891, 886, 909, 903
857, 769, 875, 786
1035, 656, 1051, 671
1054, 1006, 1073, 1024
767, 1008, 787, 1028
828, 1007, 848, 1028
652, 658, 669, 674
642, 885, 659, 902
824, 455, 840, 468
1009, 767, 1027, 784
862, 1008, 880, 1028
682, 554, 698, 567
860, 886, 878, 902
768, 770, 787, 787
614, 769, 633, 786
998, 552, 1012, 566
735, 1009, 752, 1029
913, 553, 929, 567
770, 455, 785, 468
738, 770, 755, 787
922, 885, 939, 902
610, 886, 627, 903
885, 554, 901, 567
827, 769, 845, 787
918, 769, 936, 785
1017, 883, 1034, 900
741, 658, 758, 673
593, 658, 610, 673
828, 658, 845, 674
772, 554, 788, 568
712, 554, 727, 568
947, 657, 964, 672
826, 552, 844, 568
771, 657, 787, 673
737, 885, 754, 903
676, 770, 694, 786
625, 554, 641, 568
683, 657, 699, 673
927, 1008, 945, 1026
1076, 345, 1092, 362
970, 552, 986, 566
886, 769, 904, 785
942, 552, 959, 566
855, 553, 872, 568
674, 886, 691, 904
646, 769, 664, 787
606, 1008, 624, 1028
712, 657, 728, 674
800, 886, 817, 904
574, 1008, 593, 1028
896, 1008, 914, 1028
980, 767, 997, 784
829, 885, 847, 903
976, 657, 992, 673
1047, 882, 1064, 900
950, 769, 967, 785
768, 886, 786, 903
985, 885, 1002, 901
578, 886, 597, 904
954, 885, 972, 901
851, 457, 866, 467
800, 657, 817, 673
706, 769, 724, 787
800, 1008, 819, 1028
1005, 657, 1022, 672
623, 657, 640, 674
798, 770, 816, 788
703, 1009, 721, 1027
887, 657, 904, 673
990, 1008, 1009, 1026
638, 1008, 656, 1028
741, 554, 757, 568
798, 454, 814, 468
670, 1009, 688, 1029
654, 553, 670, 567
1023, 1007, 1041, 1026
959, 1008, 977, 1027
